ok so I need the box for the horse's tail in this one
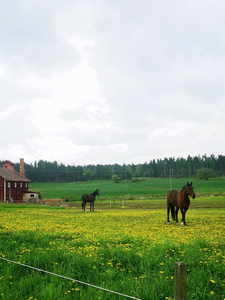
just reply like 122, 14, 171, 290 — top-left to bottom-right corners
171, 205, 175, 221
81, 195, 84, 210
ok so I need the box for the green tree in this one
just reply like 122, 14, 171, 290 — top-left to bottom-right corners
83, 169, 94, 181
196, 168, 216, 180
135, 165, 143, 177
111, 175, 119, 183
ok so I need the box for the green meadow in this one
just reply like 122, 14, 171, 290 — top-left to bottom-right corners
29, 177, 225, 209
30, 177, 225, 198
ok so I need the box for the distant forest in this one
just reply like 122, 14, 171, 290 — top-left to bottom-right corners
1, 154, 225, 183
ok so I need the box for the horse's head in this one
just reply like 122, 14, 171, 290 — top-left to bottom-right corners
95, 189, 100, 196
185, 182, 196, 199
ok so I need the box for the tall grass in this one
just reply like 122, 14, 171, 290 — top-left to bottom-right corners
0, 207, 224, 299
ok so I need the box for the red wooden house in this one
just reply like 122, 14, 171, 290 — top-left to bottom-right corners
0, 158, 38, 203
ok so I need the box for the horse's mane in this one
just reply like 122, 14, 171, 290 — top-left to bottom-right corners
91, 189, 99, 196
181, 185, 186, 191
180, 182, 192, 192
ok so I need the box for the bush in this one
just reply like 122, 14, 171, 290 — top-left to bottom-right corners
196, 168, 216, 180
111, 175, 119, 183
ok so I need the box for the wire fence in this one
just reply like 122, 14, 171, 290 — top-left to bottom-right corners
0, 257, 142, 300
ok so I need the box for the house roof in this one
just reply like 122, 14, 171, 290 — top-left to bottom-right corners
23, 190, 39, 194
0, 167, 30, 182
3, 160, 14, 165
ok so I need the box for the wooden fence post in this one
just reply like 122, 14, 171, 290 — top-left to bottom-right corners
175, 261, 186, 300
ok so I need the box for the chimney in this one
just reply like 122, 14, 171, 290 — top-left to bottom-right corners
20, 158, 25, 178
3, 160, 14, 171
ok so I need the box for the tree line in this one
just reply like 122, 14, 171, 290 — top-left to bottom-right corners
1, 154, 225, 183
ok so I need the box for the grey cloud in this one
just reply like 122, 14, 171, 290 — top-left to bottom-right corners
0, 1, 80, 76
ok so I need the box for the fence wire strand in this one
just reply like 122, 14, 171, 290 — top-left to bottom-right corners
0, 257, 142, 300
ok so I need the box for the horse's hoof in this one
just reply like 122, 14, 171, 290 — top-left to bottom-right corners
180, 222, 184, 226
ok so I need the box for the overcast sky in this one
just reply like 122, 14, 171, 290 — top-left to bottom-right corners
1, 0, 225, 166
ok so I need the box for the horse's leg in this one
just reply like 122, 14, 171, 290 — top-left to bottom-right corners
182, 208, 188, 226
167, 204, 170, 223
93, 201, 94, 212
183, 210, 186, 226
180, 208, 187, 226
175, 206, 179, 223
185, 207, 189, 225
81, 198, 86, 212
170, 204, 175, 221
180, 208, 184, 225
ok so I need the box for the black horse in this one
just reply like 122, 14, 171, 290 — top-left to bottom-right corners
81, 189, 99, 212
167, 182, 196, 226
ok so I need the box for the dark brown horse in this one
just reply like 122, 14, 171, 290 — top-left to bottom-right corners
167, 182, 196, 226
81, 189, 99, 212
